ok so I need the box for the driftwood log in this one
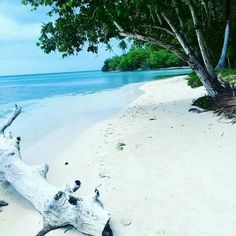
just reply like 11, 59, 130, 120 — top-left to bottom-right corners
0, 105, 112, 236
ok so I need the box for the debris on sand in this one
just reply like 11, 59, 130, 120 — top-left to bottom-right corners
116, 143, 126, 151
0, 200, 8, 208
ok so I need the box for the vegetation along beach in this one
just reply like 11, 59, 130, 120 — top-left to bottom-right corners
1, 1, 236, 236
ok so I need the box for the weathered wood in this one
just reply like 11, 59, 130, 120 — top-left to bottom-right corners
0, 106, 112, 236
36, 225, 65, 236
0, 104, 21, 135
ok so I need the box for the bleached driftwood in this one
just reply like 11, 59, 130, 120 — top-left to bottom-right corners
0, 105, 112, 236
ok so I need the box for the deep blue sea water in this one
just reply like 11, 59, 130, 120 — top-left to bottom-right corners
0, 69, 191, 164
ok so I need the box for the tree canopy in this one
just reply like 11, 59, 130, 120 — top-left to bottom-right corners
22, 0, 224, 57
22, 0, 234, 96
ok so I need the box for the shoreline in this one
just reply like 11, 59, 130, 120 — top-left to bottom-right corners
2, 75, 236, 235
103, 66, 191, 73
0, 81, 143, 166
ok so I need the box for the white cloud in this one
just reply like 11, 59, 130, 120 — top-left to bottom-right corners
0, 1, 123, 75
0, 14, 41, 40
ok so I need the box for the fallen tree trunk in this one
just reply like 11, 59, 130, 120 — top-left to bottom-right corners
0, 105, 112, 236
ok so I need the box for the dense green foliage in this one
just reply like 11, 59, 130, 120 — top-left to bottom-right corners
22, 0, 226, 60
192, 95, 214, 110
102, 47, 186, 71
187, 73, 203, 88
217, 68, 236, 85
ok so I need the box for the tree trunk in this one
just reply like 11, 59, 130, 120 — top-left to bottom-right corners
229, 0, 236, 66
161, 13, 225, 97
216, 19, 230, 69
187, 58, 225, 97
187, 0, 216, 79
0, 105, 111, 236
216, 0, 231, 69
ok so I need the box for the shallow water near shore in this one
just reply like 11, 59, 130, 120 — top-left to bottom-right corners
0, 69, 190, 164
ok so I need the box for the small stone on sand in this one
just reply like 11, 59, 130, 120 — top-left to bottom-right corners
121, 217, 132, 227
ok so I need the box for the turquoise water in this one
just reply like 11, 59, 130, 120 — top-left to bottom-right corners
0, 69, 190, 164
0, 69, 190, 105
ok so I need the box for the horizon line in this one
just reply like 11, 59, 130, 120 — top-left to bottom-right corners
0, 69, 102, 78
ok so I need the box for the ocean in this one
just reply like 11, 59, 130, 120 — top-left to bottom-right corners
0, 69, 190, 164
0, 69, 191, 105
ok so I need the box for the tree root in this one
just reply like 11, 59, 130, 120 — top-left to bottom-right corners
213, 94, 236, 123
36, 225, 70, 236
102, 221, 113, 236
190, 89, 236, 123
36, 221, 113, 236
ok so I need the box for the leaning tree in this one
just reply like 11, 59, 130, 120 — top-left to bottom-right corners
22, 0, 235, 97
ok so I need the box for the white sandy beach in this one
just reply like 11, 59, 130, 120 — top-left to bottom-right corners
1, 75, 236, 236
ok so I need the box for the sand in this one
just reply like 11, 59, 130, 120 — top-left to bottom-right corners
1, 75, 236, 236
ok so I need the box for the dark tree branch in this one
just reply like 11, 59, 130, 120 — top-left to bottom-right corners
161, 12, 191, 53
173, 0, 184, 28
120, 31, 188, 60
113, 21, 188, 61
141, 25, 175, 36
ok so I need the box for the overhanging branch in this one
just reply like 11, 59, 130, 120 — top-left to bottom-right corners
161, 13, 192, 55
112, 21, 188, 61
119, 31, 188, 61
141, 25, 175, 36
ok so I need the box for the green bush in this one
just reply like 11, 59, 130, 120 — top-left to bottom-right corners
192, 95, 214, 110
187, 72, 203, 88
101, 59, 110, 72
217, 68, 236, 76
186, 69, 236, 89
102, 47, 187, 71
217, 68, 236, 85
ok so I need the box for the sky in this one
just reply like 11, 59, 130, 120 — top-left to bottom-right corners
0, 0, 122, 76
